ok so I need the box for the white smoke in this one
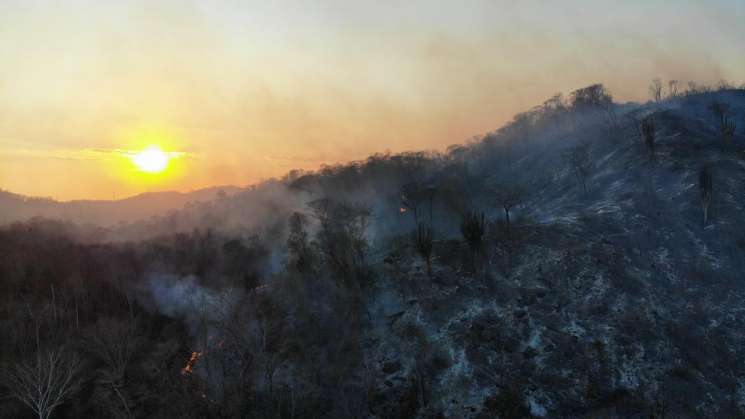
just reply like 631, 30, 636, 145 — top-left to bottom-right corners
145, 273, 242, 338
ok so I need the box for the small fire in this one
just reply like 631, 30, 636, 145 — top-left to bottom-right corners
181, 351, 202, 375
180, 337, 227, 377
399, 207, 407, 213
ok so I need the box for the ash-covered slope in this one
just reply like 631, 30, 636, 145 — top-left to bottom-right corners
358, 88, 745, 418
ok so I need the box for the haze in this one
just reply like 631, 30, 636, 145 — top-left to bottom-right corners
1, 0, 743, 200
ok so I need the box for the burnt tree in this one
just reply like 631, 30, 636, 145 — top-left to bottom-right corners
699, 166, 713, 225
308, 198, 371, 285
710, 102, 736, 141
490, 183, 525, 236
287, 212, 315, 274
649, 78, 663, 103
564, 141, 592, 194
460, 211, 486, 273
415, 224, 434, 277
641, 116, 656, 158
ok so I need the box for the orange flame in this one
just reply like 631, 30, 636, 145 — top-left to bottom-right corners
181, 351, 202, 375
399, 207, 407, 213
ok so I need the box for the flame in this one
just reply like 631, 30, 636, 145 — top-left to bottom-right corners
181, 351, 202, 375
399, 207, 407, 213
180, 337, 227, 377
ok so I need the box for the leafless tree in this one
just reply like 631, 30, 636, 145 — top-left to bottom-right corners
649, 78, 663, 103
308, 198, 371, 282
667, 80, 679, 98
564, 141, 592, 194
699, 166, 713, 225
84, 317, 140, 418
710, 102, 737, 140
85, 317, 138, 382
537, 93, 570, 132
2, 348, 82, 419
569, 84, 613, 110
287, 212, 315, 274
401, 181, 436, 228
651, 397, 667, 419
415, 224, 434, 277
686, 81, 698, 95
641, 116, 656, 157
710, 101, 730, 126
569, 84, 617, 128
723, 118, 736, 140
717, 79, 734, 90
685, 81, 711, 96
460, 211, 486, 272
490, 182, 525, 234
400, 182, 424, 227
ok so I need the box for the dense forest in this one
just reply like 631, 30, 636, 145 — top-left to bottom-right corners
2, 81, 745, 418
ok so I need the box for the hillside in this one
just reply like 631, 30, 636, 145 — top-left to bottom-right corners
2, 85, 745, 418
0, 185, 243, 226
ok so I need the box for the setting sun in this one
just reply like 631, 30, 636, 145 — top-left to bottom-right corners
132, 146, 170, 173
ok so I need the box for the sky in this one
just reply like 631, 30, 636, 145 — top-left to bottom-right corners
0, 0, 743, 200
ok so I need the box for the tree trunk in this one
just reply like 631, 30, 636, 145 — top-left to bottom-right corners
428, 196, 434, 228
50, 284, 57, 323
504, 207, 512, 239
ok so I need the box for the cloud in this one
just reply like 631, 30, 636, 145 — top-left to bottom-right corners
0, 146, 191, 161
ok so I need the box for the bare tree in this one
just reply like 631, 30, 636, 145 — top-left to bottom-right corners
401, 181, 436, 228
667, 80, 679, 98
569, 84, 612, 110
699, 166, 713, 225
490, 182, 525, 235
686, 81, 698, 95
651, 397, 667, 419
710, 101, 730, 126
649, 78, 663, 103
85, 317, 140, 418
415, 224, 434, 277
569, 83, 617, 128
460, 211, 486, 272
641, 116, 656, 158
2, 348, 82, 419
400, 182, 424, 227
564, 141, 592, 194
287, 212, 315, 274
723, 118, 737, 140
86, 317, 138, 382
710, 102, 736, 141
308, 198, 371, 283
717, 79, 734, 90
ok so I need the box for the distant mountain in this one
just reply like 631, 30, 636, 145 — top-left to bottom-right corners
0, 185, 243, 226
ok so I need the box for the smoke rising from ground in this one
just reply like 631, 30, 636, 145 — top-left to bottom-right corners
144, 274, 242, 338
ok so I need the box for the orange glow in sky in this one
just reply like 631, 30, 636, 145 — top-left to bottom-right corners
1, 1, 744, 200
